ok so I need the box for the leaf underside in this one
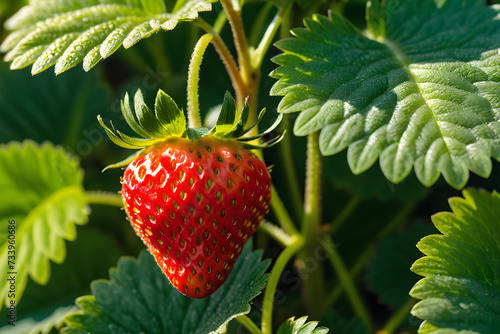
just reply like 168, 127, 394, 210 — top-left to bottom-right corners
271, 0, 500, 189
1, 0, 216, 74
0, 141, 88, 309
62, 243, 270, 334
410, 189, 500, 333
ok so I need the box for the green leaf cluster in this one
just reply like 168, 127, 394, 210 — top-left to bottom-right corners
271, 0, 500, 189
410, 189, 500, 333
1, 0, 216, 74
277, 316, 329, 334
62, 242, 270, 334
0, 141, 88, 308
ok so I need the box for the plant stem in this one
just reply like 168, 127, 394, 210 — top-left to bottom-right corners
220, 0, 252, 86
251, 4, 290, 70
321, 237, 372, 328
84, 191, 123, 207
236, 315, 263, 334
381, 298, 417, 334
271, 185, 299, 236
297, 131, 324, 318
259, 220, 293, 247
376, 199, 417, 239
195, 18, 247, 104
261, 235, 304, 334
187, 33, 213, 128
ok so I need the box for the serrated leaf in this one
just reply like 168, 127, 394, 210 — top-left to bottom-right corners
320, 310, 368, 334
0, 141, 88, 309
270, 1, 500, 189
0, 228, 122, 333
2, 0, 216, 74
410, 189, 500, 333
366, 222, 437, 309
277, 316, 329, 334
62, 242, 270, 334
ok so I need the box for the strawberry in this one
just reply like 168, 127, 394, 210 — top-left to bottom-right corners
122, 136, 271, 297
99, 89, 282, 298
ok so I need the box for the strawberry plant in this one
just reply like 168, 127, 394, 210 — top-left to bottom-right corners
1, 0, 500, 334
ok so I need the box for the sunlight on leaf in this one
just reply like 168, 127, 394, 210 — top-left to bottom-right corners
62, 242, 270, 334
1, 0, 216, 74
410, 189, 500, 333
0, 141, 88, 309
271, 0, 500, 189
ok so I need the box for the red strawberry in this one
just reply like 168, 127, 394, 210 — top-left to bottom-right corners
99, 89, 282, 298
121, 136, 271, 298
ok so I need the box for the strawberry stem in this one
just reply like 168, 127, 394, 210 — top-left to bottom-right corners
235, 315, 263, 334
187, 33, 213, 128
261, 235, 304, 334
382, 297, 418, 334
297, 131, 324, 319
270, 185, 299, 236
84, 191, 123, 207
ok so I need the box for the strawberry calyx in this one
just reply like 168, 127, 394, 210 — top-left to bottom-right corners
98, 89, 283, 169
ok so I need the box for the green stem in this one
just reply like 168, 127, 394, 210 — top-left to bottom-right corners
251, 4, 290, 70
195, 18, 247, 104
271, 185, 299, 236
259, 220, 293, 247
322, 243, 375, 310
220, 0, 252, 86
382, 298, 417, 334
84, 191, 123, 207
322, 200, 418, 309
261, 235, 304, 334
298, 131, 324, 318
236, 315, 263, 334
321, 237, 372, 328
187, 33, 213, 128
249, 2, 274, 47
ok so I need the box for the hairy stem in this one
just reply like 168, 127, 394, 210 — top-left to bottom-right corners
187, 33, 213, 128
321, 237, 372, 328
195, 18, 247, 105
84, 191, 123, 207
236, 315, 263, 334
297, 131, 324, 318
259, 220, 294, 247
261, 235, 304, 334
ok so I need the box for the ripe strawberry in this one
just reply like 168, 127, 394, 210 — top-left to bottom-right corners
99, 89, 282, 298
121, 136, 271, 298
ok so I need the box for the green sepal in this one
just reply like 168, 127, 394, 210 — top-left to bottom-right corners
155, 89, 186, 136
134, 89, 169, 138
187, 127, 211, 140
98, 116, 143, 149
230, 99, 250, 138
121, 92, 151, 139
237, 109, 283, 142
240, 130, 286, 149
102, 149, 147, 171
214, 91, 238, 137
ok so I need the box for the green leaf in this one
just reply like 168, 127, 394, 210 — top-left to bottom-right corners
410, 189, 500, 333
0, 62, 109, 148
0, 228, 122, 334
270, 1, 500, 189
277, 316, 329, 334
366, 222, 437, 309
2, 0, 216, 74
0, 141, 88, 309
321, 310, 368, 334
62, 242, 270, 334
